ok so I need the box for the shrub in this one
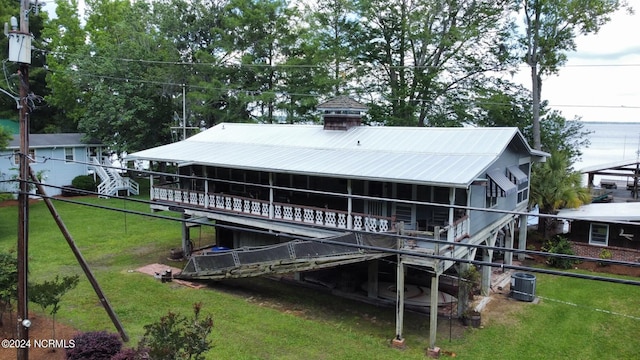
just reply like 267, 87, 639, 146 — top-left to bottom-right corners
542, 235, 576, 269
71, 175, 97, 192
138, 302, 214, 360
598, 248, 613, 266
65, 331, 122, 360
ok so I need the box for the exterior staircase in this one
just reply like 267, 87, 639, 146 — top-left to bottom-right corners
91, 157, 139, 197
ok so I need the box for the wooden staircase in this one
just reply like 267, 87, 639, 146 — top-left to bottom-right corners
91, 157, 139, 197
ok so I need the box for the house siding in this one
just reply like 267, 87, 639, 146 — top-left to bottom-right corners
565, 220, 640, 251
0, 145, 96, 197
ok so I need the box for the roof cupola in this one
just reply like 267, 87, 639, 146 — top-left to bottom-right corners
317, 96, 367, 130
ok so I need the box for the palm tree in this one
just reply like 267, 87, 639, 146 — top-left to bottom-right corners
530, 151, 591, 237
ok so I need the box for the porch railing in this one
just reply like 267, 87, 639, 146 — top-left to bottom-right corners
152, 185, 392, 233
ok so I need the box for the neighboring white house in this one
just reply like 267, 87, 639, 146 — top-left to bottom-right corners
0, 133, 105, 197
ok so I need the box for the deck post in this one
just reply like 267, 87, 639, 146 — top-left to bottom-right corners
428, 272, 440, 350
367, 260, 379, 299
504, 221, 514, 266
481, 247, 492, 296
518, 213, 527, 261
182, 213, 192, 256
394, 256, 405, 344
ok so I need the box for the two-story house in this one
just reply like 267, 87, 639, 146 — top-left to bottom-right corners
128, 96, 548, 350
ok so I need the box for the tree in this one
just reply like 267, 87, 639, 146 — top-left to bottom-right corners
42, 0, 87, 132
0, 126, 11, 149
474, 81, 591, 163
303, 0, 363, 97
56, 0, 180, 153
29, 274, 80, 338
529, 150, 591, 237
519, 0, 631, 150
221, 0, 301, 123
0, 251, 17, 328
356, 0, 516, 126
0, 0, 50, 125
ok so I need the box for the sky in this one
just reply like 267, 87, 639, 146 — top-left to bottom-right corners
512, 8, 640, 123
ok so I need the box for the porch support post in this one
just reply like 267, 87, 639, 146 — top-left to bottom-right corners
481, 246, 493, 296
269, 172, 274, 219
448, 187, 455, 242
367, 259, 379, 299
181, 213, 192, 256
149, 172, 154, 200
394, 256, 405, 343
504, 221, 514, 266
518, 213, 528, 261
347, 179, 353, 229
429, 272, 440, 350
203, 166, 209, 208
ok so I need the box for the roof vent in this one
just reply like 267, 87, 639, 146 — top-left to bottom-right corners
317, 96, 367, 130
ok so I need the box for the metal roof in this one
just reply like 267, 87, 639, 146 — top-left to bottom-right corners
557, 202, 640, 221
7, 133, 102, 149
128, 123, 543, 187
579, 159, 640, 174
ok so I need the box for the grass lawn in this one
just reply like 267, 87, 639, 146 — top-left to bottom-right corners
1, 194, 639, 359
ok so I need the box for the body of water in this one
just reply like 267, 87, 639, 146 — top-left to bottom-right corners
573, 121, 640, 185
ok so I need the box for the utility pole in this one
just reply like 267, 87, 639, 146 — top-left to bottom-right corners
8, 0, 32, 358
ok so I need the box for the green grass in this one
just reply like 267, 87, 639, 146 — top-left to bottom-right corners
1, 195, 640, 359
445, 272, 640, 359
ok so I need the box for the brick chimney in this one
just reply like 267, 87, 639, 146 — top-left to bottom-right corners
317, 96, 367, 130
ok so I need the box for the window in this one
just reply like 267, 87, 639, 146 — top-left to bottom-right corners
13, 149, 35, 165
508, 164, 530, 203
589, 223, 609, 246
485, 191, 497, 208
65, 148, 74, 163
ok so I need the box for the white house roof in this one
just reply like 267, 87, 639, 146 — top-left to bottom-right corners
579, 159, 640, 174
557, 202, 640, 221
128, 123, 544, 187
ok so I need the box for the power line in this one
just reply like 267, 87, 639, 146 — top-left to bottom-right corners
41, 66, 640, 112
30, 153, 640, 228
9, 184, 640, 288
37, 49, 640, 70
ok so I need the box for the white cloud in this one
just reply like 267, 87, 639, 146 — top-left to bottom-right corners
532, 9, 640, 123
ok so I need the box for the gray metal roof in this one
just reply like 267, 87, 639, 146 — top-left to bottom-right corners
128, 123, 543, 187
7, 133, 102, 149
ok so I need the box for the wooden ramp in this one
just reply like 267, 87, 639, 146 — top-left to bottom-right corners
176, 233, 396, 281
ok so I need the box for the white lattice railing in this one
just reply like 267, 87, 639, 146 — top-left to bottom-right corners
152, 185, 392, 233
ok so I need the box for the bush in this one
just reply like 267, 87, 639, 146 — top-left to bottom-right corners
542, 235, 576, 269
138, 302, 214, 360
71, 175, 97, 192
65, 331, 122, 360
598, 248, 613, 266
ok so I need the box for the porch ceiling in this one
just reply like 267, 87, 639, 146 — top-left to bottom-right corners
129, 123, 542, 187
